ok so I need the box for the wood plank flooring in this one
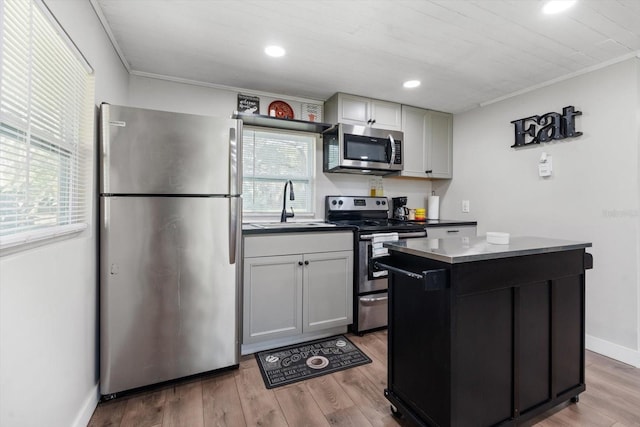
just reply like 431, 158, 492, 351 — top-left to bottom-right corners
88, 330, 640, 427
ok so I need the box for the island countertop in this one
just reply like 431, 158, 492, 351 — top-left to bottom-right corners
383, 235, 592, 264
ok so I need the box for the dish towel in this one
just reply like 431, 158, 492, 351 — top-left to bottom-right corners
371, 232, 399, 277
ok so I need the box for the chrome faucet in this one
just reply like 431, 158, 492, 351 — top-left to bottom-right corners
280, 180, 295, 222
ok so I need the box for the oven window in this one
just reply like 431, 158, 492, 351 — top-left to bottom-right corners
344, 134, 388, 163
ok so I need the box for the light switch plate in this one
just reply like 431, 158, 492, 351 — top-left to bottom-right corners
462, 200, 470, 213
538, 156, 553, 177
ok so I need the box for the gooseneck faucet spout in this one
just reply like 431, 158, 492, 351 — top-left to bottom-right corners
280, 180, 295, 222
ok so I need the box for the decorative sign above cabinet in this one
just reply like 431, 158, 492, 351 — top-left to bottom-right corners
510, 106, 582, 148
238, 94, 260, 114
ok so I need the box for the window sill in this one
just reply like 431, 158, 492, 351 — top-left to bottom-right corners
243, 213, 317, 223
0, 223, 88, 256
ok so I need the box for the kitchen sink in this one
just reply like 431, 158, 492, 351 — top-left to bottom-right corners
250, 222, 337, 229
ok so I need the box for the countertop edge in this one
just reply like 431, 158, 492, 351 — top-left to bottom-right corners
384, 236, 592, 264
243, 225, 357, 235
423, 220, 478, 228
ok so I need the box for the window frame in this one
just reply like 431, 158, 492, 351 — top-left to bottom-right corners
0, 0, 95, 253
241, 126, 317, 221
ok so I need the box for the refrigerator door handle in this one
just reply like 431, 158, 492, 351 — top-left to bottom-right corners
229, 197, 241, 264
229, 124, 241, 196
100, 105, 111, 193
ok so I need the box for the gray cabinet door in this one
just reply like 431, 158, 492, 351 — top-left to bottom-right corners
400, 106, 453, 179
401, 105, 429, 177
303, 250, 354, 332
428, 110, 453, 179
340, 94, 370, 124
325, 93, 402, 130
243, 255, 303, 343
370, 99, 402, 130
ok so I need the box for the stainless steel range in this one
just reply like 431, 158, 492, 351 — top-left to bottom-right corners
325, 196, 426, 334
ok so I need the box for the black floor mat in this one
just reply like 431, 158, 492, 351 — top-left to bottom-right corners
255, 335, 372, 389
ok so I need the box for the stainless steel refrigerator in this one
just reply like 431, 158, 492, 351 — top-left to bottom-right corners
99, 104, 242, 396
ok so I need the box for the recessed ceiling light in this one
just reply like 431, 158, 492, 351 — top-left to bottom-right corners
542, 0, 577, 14
265, 45, 286, 58
403, 80, 421, 89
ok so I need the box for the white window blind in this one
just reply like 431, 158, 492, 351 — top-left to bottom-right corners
243, 128, 315, 215
0, 0, 95, 250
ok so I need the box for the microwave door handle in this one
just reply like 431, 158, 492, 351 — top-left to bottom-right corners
388, 134, 396, 167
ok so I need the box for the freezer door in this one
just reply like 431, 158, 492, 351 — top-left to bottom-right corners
100, 104, 241, 195
100, 196, 240, 395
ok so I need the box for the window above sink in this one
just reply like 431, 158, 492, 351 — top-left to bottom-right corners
242, 128, 316, 218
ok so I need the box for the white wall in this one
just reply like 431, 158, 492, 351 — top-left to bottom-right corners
128, 75, 434, 219
0, 1, 129, 426
434, 58, 640, 366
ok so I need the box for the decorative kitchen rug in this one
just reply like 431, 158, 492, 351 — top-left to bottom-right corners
255, 335, 372, 389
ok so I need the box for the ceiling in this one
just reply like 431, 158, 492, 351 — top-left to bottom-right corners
92, 0, 640, 114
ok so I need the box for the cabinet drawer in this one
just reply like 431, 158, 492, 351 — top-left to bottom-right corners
358, 293, 388, 331
244, 231, 353, 257
426, 226, 476, 239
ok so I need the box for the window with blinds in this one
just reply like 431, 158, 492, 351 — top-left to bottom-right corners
242, 128, 315, 215
0, 0, 95, 250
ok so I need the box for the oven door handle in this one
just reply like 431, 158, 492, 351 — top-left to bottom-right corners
360, 231, 426, 240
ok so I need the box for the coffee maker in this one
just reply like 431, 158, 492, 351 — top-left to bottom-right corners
391, 196, 409, 220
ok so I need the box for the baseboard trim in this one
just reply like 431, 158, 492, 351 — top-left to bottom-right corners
586, 334, 640, 368
72, 384, 99, 427
241, 326, 348, 355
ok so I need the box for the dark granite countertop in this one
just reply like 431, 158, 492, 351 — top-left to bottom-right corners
243, 222, 356, 235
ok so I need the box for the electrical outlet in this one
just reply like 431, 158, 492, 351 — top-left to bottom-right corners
462, 200, 470, 213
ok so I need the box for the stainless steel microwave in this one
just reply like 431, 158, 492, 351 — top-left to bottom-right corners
323, 123, 404, 176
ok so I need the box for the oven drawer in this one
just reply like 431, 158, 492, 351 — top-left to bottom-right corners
358, 292, 388, 331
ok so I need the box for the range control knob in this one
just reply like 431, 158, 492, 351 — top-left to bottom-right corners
331, 200, 337, 205
381, 200, 386, 205
376, 200, 381, 205
338, 200, 343, 205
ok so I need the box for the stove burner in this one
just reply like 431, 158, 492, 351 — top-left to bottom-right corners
325, 195, 425, 234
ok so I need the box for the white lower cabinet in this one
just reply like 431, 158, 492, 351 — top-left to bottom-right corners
242, 232, 353, 354
303, 251, 353, 332
243, 254, 303, 342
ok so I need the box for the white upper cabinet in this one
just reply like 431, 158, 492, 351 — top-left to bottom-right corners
325, 93, 402, 131
400, 105, 453, 179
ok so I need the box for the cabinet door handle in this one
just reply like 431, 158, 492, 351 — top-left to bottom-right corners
425, 170, 433, 174
447, 230, 459, 233
304, 260, 309, 265
298, 261, 303, 266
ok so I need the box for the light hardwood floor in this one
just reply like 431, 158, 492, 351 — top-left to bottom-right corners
88, 330, 640, 427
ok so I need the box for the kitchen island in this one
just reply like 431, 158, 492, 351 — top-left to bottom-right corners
378, 236, 593, 427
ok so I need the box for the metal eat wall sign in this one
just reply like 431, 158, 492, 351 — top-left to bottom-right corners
510, 106, 582, 148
